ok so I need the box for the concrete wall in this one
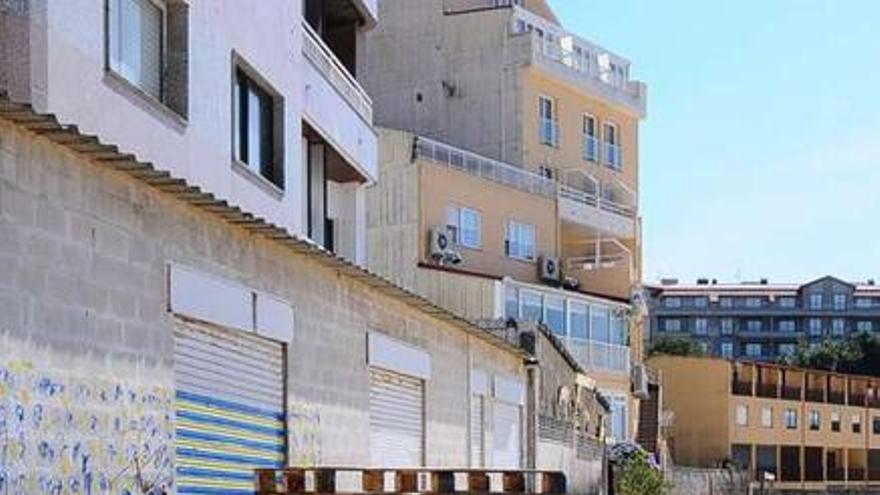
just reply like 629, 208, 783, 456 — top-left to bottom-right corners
361, 1, 523, 165
0, 118, 527, 490
668, 467, 750, 495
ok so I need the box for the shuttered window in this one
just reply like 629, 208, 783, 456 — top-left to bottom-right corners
174, 323, 286, 495
492, 401, 521, 468
108, 0, 165, 99
369, 368, 424, 467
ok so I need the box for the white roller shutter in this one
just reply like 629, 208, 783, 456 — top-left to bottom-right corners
492, 401, 521, 469
369, 368, 424, 467
471, 394, 486, 467
174, 322, 286, 495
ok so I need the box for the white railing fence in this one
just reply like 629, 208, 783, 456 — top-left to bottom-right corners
301, 20, 373, 124
565, 338, 631, 375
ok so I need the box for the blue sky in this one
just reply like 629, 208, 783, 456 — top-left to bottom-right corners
548, 0, 880, 284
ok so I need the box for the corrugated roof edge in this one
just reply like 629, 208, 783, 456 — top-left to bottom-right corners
0, 95, 527, 359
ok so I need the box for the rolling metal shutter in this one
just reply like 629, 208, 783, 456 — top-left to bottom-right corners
175, 322, 286, 495
470, 394, 485, 467
369, 368, 424, 467
492, 401, 521, 468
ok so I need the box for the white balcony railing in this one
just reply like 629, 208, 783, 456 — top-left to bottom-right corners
301, 20, 373, 124
415, 136, 636, 220
565, 338, 631, 375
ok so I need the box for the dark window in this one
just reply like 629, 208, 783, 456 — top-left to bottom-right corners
233, 68, 282, 188
873, 417, 880, 434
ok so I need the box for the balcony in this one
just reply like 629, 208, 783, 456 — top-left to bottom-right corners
565, 338, 631, 376
781, 386, 801, 401
732, 381, 752, 396
413, 136, 636, 239
828, 390, 846, 405
301, 20, 377, 180
509, 8, 646, 118
805, 388, 825, 403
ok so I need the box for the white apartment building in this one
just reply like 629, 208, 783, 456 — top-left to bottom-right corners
2, 0, 377, 263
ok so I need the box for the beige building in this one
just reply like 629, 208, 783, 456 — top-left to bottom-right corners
364, 0, 648, 449
650, 355, 880, 492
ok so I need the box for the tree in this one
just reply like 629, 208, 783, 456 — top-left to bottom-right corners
648, 336, 705, 358
615, 449, 670, 495
784, 331, 880, 377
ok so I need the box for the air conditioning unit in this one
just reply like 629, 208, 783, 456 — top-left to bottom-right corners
631, 363, 650, 399
539, 256, 561, 284
429, 226, 452, 261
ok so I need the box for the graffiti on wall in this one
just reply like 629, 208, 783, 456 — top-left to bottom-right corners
0, 339, 173, 495
288, 403, 321, 466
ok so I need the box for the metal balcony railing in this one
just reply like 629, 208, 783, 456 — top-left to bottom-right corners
805, 388, 825, 403
732, 381, 752, 396
756, 383, 778, 399
413, 137, 637, 220
565, 338, 631, 375
781, 386, 801, 401
301, 20, 373, 124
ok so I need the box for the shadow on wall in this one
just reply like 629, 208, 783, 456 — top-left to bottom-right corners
0, 334, 173, 495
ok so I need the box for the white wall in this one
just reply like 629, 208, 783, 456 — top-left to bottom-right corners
37, 0, 375, 243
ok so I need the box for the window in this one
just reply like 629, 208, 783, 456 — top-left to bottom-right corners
745, 343, 762, 358
610, 313, 627, 345
874, 416, 880, 435
745, 297, 762, 308
746, 320, 763, 332
234, 68, 282, 187
778, 320, 796, 333
858, 321, 873, 332
832, 318, 845, 337
778, 297, 796, 309
694, 318, 708, 335
108, 0, 165, 99
833, 294, 847, 311
721, 342, 734, 358
809, 410, 820, 431
721, 318, 734, 335
735, 404, 748, 426
761, 407, 773, 428
664, 297, 682, 309
720, 297, 734, 308
664, 319, 682, 332
784, 409, 798, 430
809, 293, 823, 310
856, 297, 874, 309
779, 343, 795, 356
520, 291, 542, 322
506, 221, 535, 261
603, 122, 621, 169
446, 206, 481, 249
809, 318, 823, 337
504, 285, 518, 320
544, 296, 565, 337
582, 114, 598, 161
107, 0, 188, 116
591, 306, 610, 343
539, 96, 558, 146
853, 415, 862, 434
831, 412, 841, 432
569, 302, 588, 340
693, 297, 709, 308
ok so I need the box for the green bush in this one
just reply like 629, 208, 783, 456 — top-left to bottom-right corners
615, 450, 670, 495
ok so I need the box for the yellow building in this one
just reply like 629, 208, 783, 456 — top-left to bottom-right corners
362, 0, 648, 446
650, 355, 880, 492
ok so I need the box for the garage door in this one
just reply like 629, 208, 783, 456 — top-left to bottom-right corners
369, 368, 424, 467
492, 401, 521, 468
175, 323, 286, 495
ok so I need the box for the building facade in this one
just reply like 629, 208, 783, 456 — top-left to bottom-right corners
647, 276, 880, 361
650, 355, 880, 492
363, 0, 648, 450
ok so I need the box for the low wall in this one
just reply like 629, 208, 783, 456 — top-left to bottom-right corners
669, 466, 750, 495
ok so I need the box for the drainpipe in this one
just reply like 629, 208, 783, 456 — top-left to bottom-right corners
525, 359, 540, 489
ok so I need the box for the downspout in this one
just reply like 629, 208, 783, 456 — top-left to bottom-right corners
525, 359, 540, 487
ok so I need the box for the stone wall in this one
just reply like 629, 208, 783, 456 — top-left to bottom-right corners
0, 115, 526, 491
668, 466, 750, 495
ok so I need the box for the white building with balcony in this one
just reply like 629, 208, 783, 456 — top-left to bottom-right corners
1, 0, 378, 264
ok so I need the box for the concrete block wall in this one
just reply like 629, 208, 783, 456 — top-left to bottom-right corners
0, 119, 527, 488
